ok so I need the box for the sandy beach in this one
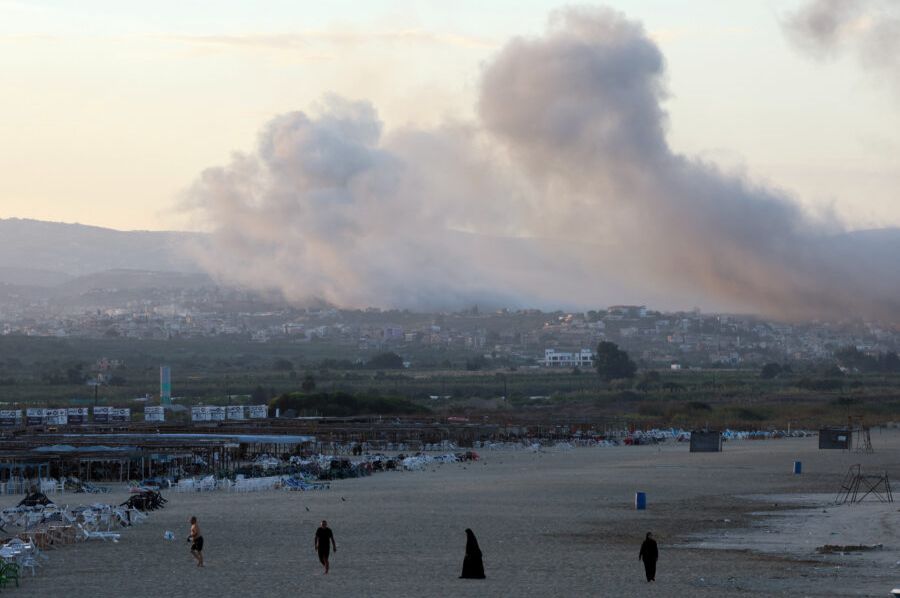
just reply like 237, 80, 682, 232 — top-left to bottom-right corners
4, 431, 900, 597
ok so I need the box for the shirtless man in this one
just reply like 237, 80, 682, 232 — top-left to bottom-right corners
314, 520, 336, 574
188, 516, 204, 567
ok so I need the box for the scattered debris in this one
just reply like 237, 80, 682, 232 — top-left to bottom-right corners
816, 544, 883, 554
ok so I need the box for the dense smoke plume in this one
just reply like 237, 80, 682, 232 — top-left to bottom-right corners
783, 0, 900, 75
188, 6, 900, 319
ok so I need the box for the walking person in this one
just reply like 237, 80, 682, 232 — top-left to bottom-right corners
188, 516, 204, 568
639, 531, 658, 582
315, 520, 336, 574
459, 528, 485, 579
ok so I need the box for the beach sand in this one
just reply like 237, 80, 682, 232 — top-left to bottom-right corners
5, 431, 900, 597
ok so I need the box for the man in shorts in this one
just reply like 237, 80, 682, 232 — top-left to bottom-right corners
189, 516, 204, 567
314, 520, 336, 574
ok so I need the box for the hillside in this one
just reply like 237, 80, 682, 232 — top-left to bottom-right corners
0, 218, 204, 282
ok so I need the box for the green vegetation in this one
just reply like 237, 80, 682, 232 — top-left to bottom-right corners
835, 346, 900, 373
366, 352, 404, 369
760, 362, 786, 379
594, 341, 637, 381
1, 335, 900, 429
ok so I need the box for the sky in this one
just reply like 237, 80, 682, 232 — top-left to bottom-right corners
1, 0, 898, 233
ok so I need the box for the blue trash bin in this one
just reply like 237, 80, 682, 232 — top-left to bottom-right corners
793, 461, 802, 474
635, 491, 647, 510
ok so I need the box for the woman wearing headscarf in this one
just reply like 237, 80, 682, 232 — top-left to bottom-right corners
459, 528, 486, 579
639, 531, 658, 582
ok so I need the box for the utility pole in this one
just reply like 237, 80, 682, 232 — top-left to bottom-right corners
92, 372, 100, 407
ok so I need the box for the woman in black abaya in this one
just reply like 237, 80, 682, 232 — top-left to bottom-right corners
459, 528, 485, 579
639, 531, 658, 582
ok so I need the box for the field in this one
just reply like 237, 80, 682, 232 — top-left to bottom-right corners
1, 335, 899, 429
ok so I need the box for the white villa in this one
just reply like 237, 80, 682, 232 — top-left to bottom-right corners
543, 348, 594, 368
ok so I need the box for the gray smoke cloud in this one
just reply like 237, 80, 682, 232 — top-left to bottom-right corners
186, 96, 533, 309
188, 6, 900, 320
784, 0, 900, 74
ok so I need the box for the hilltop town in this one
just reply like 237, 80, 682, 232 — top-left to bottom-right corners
2, 287, 897, 370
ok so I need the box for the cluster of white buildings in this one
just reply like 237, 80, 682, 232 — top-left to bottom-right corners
543, 348, 595, 368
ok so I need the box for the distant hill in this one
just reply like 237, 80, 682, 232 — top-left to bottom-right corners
55, 269, 214, 295
0, 218, 204, 283
1, 218, 898, 313
0, 266, 72, 287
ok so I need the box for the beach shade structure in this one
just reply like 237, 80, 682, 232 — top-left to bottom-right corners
635, 491, 647, 510
819, 428, 851, 450
689, 430, 722, 453
793, 461, 802, 475
853, 425, 874, 453
834, 464, 893, 505
17, 492, 54, 508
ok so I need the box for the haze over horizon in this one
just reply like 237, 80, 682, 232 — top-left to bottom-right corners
2, 1, 899, 319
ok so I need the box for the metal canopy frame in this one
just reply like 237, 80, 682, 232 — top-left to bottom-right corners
835, 464, 893, 504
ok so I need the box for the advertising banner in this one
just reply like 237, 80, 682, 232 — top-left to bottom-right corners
45, 408, 68, 425
93, 406, 112, 424
67, 407, 88, 425
248, 405, 268, 419
145, 406, 165, 423
26, 408, 46, 426
111, 408, 131, 423
0, 410, 21, 427
226, 406, 244, 420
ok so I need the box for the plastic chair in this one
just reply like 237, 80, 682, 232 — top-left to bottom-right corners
76, 523, 121, 543
0, 562, 21, 587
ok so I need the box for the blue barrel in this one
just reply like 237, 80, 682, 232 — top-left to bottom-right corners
635, 491, 647, 510
793, 461, 802, 474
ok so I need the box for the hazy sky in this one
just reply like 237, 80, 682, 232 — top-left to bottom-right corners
1, 0, 898, 232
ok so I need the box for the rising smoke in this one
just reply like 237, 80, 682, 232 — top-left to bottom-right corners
188, 6, 900, 320
783, 0, 900, 75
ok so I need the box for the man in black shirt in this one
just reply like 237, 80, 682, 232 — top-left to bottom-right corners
315, 520, 337, 574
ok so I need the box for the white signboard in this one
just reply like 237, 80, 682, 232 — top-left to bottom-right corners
208, 406, 226, 422
226, 406, 245, 420
248, 405, 268, 419
67, 407, 88, 425
0, 410, 21, 426
144, 406, 165, 423
26, 408, 46, 426
93, 406, 112, 424
111, 408, 131, 423
45, 408, 68, 425
191, 406, 210, 422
